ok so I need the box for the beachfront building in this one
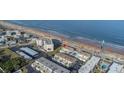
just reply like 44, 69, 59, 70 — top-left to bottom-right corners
0, 30, 35, 46
78, 56, 100, 73
32, 57, 70, 73
0, 34, 16, 46
107, 62, 124, 73
23, 33, 30, 38
36, 39, 43, 46
6, 30, 21, 36
70, 51, 91, 62
54, 53, 77, 67
43, 38, 54, 52
60, 46, 74, 54
35, 38, 54, 52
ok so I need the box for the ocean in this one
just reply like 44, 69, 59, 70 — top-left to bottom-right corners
8, 20, 124, 46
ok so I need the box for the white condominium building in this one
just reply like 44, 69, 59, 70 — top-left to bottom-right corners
78, 56, 100, 73
43, 38, 54, 52
108, 62, 124, 73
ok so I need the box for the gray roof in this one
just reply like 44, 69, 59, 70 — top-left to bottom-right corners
20, 47, 38, 56
17, 51, 32, 59
55, 53, 77, 63
26, 65, 40, 73
78, 56, 100, 73
108, 62, 124, 73
36, 57, 70, 73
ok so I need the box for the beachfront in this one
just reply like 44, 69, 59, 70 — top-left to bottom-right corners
0, 21, 124, 61
0, 20, 124, 73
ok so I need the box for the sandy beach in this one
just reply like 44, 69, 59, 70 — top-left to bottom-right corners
0, 20, 124, 61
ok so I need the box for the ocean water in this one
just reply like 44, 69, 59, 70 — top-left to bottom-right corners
8, 20, 124, 46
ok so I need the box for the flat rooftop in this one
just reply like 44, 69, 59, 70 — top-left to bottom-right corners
17, 51, 32, 60
20, 47, 38, 56
43, 38, 53, 45
78, 56, 100, 73
55, 53, 77, 63
36, 57, 70, 73
108, 62, 124, 73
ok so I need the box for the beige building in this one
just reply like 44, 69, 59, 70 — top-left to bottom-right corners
71, 51, 91, 62
54, 53, 77, 67
60, 46, 74, 54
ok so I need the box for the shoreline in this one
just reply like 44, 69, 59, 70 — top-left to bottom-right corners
7, 20, 124, 47
0, 20, 124, 59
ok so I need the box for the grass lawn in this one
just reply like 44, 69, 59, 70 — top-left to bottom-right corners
0, 48, 28, 73
3, 48, 19, 58
0, 57, 28, 73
